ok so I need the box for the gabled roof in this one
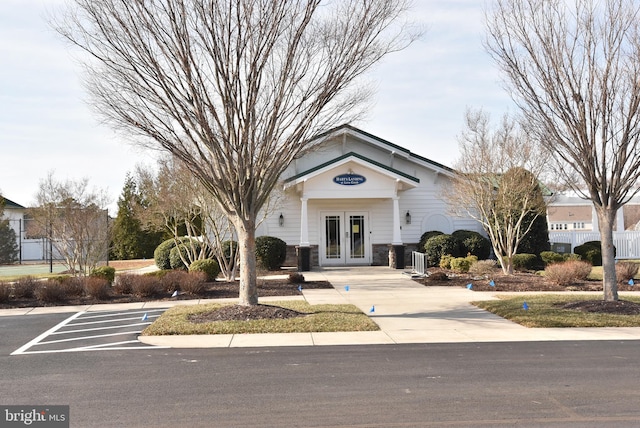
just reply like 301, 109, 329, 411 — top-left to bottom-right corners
1, 196, 25, 209
284, 151, 419, 186
306, 124, 454, 175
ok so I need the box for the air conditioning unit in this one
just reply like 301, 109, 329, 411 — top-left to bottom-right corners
550, 242, 572, 254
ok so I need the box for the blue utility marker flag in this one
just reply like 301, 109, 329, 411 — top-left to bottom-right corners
344, 285, 350, 291
171, 290, 179, 297
297, 285, 302, 292
369, 305, 375, 313
489, 280, 495, 287
629, 279, 635, 286
466, 283, 473, 290
523, 301, 529, 311
141, 313, 149, 321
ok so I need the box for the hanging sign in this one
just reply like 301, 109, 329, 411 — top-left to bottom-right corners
333, 173, 366, 186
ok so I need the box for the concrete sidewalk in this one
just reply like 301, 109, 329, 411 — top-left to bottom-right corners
5, 266, 640, 348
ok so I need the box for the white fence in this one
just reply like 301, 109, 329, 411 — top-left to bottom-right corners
411, 251, 427, 276
549, 231, 640, 259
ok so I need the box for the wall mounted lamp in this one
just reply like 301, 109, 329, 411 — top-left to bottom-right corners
279, 213, 284, 227
405, 210, 411, 225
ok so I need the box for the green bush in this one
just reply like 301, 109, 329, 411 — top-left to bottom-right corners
418, 231, 444, 253
424, 234, 461, 267
90, 266, 116, 284
439, 254, 454, 269
189, 259, 220, 281
169, 239, 203, 270
255, 236, 287, 270
452, 230, 491, 260
574, 241, 616, 267
540, 251, 566, 266
450, 257, 470, 273
154, 238, 179, 270
511, 253, 538, 271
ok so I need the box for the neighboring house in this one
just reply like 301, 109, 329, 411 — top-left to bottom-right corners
547, 193, 640, 232
547, 193, 640, 258
256, 125, 483, 269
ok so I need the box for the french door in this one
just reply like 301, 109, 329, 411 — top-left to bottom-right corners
320, 211, 370, 265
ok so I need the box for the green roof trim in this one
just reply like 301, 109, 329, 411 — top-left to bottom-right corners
308, 124, 454, 173
1, 196, 25, 209
284, 151, 420, 184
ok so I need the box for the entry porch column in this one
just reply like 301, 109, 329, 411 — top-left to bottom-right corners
297, 197, 311, 271
392, 196, 402, 245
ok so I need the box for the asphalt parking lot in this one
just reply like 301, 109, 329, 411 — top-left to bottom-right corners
11, 308, 168, 355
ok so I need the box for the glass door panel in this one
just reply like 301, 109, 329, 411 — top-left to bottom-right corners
325, 215, 342, 259
349, 215, 365, 259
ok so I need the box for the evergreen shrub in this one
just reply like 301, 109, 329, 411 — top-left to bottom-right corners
511, 253, 538, 271
540, 251, 566, 266
452, 230, 491, 260
418, 231, 444, 254
424, 234, 461, 267
189, 259, 220, 281
255, 236, 287, 270
90, 266, 116, 284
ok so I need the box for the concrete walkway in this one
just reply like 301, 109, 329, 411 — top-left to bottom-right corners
5, 266, 640, 348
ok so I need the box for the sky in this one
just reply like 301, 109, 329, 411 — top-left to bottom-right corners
0, 0, 516, 214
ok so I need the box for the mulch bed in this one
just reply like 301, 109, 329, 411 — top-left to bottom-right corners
189, 304, 308, 323
415, 267, 640, 315
0, 276, 332, 310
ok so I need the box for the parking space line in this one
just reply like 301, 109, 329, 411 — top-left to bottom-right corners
50, 321, 155, 335
11, 309, 169, 355
63, 314, 161, 327
79, 309, 165, 319
36, 330, 146, 345
11, 312, 83, 356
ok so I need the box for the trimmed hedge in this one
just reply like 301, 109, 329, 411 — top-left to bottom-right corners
424, 234, 461, 267
154, 238, 179, 270
418, 231, 444, 254
574, 241, 616, 266
540, 251, 566, 266
189, 259, 220, 281
511, 253, 538, 271
452, 230, 491, 260
169, 239, 203, 270
255, 236, 287, 270
90, 266, 116, 284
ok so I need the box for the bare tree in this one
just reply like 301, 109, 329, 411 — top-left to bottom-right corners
447, 109, 549, 274
55, 0, 418, 305
486, 0, 640, 301
30, 172, 110, 275
136, 157, 235, 277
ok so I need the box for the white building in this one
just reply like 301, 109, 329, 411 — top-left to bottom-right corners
257, 125, 483, 269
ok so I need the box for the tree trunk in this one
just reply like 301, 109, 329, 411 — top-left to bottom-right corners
235, 218, 258, 306
596, 207, 618, 301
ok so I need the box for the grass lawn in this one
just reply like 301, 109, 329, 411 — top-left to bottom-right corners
473, 294, 640, 328
142, 300, 379, 335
